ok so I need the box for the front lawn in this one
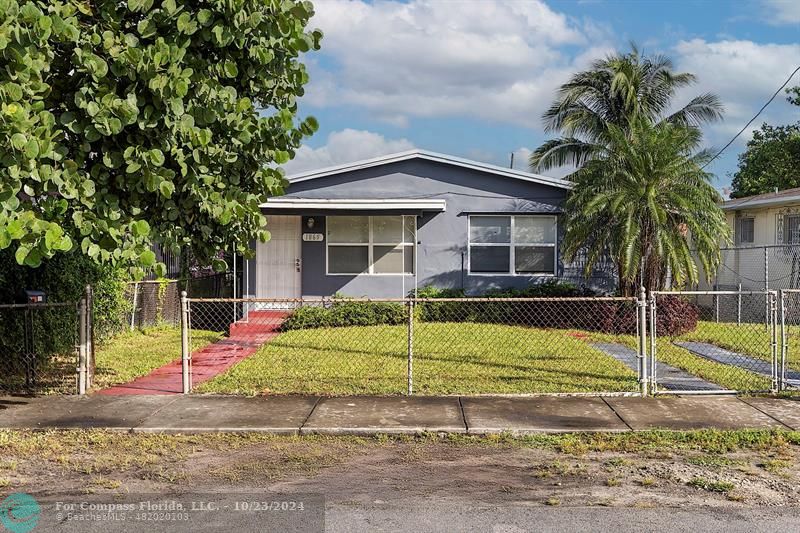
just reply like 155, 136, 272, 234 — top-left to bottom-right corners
198, 322, 639, 395
93, 326, 221, 389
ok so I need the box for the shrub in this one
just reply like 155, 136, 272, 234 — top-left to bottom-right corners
281, 300, 408, 330
655, 295, 699, 336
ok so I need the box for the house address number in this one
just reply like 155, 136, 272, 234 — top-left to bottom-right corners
302, 233, 324, 242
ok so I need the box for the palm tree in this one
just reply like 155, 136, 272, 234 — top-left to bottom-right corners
530, 45, 723, 171
562, 117, 729, 294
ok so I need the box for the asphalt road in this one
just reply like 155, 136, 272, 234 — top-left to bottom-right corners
26, 494, 800, 532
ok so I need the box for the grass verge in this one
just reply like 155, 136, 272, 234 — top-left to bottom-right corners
93, 326, 221, 389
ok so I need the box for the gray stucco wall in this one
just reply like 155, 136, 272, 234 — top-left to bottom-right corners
247, 159, 615, 298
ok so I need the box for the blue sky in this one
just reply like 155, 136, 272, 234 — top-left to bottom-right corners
286, 0, 800, 196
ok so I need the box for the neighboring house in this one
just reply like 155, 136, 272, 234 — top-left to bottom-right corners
244, 150, 615, 299
713, 187, 800, 290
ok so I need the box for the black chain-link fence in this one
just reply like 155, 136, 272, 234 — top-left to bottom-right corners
0, 302, 80, 394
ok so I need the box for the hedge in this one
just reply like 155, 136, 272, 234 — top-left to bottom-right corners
280, 282, 699, 336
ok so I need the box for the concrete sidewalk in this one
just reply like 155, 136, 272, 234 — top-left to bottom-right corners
2, 394, 800, 435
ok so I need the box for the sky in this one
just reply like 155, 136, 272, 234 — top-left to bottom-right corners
284, 0, 800, 196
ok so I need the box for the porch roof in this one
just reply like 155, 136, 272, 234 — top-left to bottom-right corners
260, 197, 447, 215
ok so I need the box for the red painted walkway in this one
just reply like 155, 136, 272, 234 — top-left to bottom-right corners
98, 311, 288, 395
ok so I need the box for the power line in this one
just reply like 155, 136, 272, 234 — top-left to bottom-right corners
702, 64, 800, 170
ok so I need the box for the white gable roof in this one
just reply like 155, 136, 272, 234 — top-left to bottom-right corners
286, 149, 573, 190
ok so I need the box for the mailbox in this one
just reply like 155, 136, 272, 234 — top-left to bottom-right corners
20, 290, 47, 304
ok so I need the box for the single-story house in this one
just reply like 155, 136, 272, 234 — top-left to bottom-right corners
704, 187, 800, 290
244, 150, 615, 299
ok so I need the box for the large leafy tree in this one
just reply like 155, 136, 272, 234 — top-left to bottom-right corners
530, 46, 723, 171
0, 0, 321, 275
563, 118, 729, 294
730, 87, 800, 198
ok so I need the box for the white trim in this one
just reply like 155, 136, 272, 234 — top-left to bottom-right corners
326, 215, 417, 276
261, 197, 446, 211
467, 214, 558, 276
284, 149, 573, 190
722, 195, 800, 211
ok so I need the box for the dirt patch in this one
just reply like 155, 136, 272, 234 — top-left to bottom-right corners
1, 431, 799, 508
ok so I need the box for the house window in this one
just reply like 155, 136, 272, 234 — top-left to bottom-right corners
736, 217, 754, 244
468, 215, 556, 275
327, 215, 415, 275
785, 215, 800, 245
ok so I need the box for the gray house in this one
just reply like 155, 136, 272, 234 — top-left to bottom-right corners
244, 150, 612, 299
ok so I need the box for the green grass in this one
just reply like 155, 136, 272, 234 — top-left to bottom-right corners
688, 476, 735, 493
590, 327, 772, 392
93, 326, 221, 389
198, 322, 639, 395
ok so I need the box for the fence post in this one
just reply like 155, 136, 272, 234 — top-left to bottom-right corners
771, 292, 779, 392
737, 283, 742, 326
130, 281, 139, 331
638, 286, 648, 396
85, 285, 95, 389
765, 246, 770, 329
180, 290, 190, 394
713, 284, 719, 322
407, 298, 414, 396
78, 296, 88, 395
649, 293, 657, 393
779, 290, 787, 392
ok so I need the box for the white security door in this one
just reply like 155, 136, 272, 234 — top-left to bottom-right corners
256, 215, 302, 299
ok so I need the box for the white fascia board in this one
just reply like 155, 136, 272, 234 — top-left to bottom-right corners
260, 198, 447, 211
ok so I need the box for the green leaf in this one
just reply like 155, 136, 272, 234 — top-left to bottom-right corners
211, 258, 227, 272
44, 225, 63, 249
159, 180, 175, 198
24, 139, 40, 159
10, 133, 26, 150
223, 60, 238, 78
15, 244, 30, 265
140, 249, 156, 266
149, 149, 165, 166
154, 262, 167, 278
132, 219, 150, 237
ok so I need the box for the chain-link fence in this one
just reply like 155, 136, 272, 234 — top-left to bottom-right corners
0, 302, 82, 394
650, 291, 778, 394
700, 245, 800, 292
182, 296, 645, 396
778, 289, 800, 391
124, 273, 238, 330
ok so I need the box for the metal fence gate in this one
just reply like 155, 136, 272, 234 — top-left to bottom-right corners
778, 289, 800, 392
649, 290, 779, 395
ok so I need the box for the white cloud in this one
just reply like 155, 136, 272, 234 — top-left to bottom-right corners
283, 129, 415, 174
762, 0, 800, 24
673, 39, 800, 144
306, 0, 612, 127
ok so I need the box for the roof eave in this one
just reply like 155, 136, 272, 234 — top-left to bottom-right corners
284, 149, 573, 190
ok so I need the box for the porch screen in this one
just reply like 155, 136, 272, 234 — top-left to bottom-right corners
469, 215, 556, 275
327, 215, 415, 275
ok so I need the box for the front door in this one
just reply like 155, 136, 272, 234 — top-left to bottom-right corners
256, 215, 302, 300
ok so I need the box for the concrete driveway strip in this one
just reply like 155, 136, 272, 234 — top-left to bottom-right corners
738, 397, 800, 430
0, 395, 176, 429
461, 396, 630, 434
135, 395, 319, 434
302, 396, 466, 435
605, 396, 787, 430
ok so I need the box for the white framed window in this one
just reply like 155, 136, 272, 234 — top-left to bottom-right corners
327, 215, 416, 275
468, 215, 556, 275
785, 215, 800, 245
736, 217, 754, 244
